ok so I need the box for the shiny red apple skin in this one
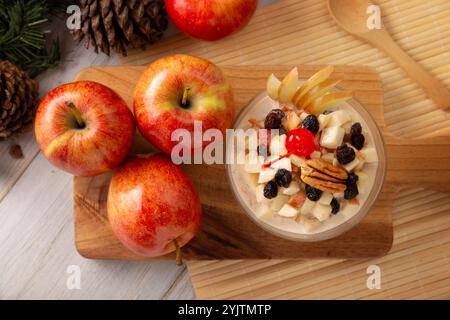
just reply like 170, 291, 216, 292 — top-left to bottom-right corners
35, 81, 135, 177
134, 54, 235, 155
107, 154, 202, 257
166, 0, 257, 41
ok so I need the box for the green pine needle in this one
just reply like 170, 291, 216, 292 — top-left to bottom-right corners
0, 0, 60, 77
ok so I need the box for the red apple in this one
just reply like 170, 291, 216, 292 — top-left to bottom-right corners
35, 81, 135, 176
134, 54, 235, 155
166, 0, 258, 41
107, 154, 202, 262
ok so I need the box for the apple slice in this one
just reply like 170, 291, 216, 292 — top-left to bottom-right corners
278, 67, 299, 103
266, 73, 281, 100
292, 65, 334, 106
305, 91, 353, 114
296, 76, 343, 109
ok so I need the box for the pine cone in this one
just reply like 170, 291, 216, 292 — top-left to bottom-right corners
72, 0, 168, 56
0, 61, 39, 140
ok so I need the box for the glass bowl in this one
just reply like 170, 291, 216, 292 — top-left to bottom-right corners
226, 90, 387, 242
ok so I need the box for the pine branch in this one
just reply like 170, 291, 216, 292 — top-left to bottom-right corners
0, 0, 61, 77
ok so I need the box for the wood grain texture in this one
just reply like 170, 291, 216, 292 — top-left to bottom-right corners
0, 17, 194, 299
74, 64, 396, 261
116, 0, 450, 298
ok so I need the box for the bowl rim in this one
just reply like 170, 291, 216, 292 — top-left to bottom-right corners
225, 90, 387, 242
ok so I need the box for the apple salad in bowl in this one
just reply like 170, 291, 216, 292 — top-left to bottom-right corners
226, 66, 386, 241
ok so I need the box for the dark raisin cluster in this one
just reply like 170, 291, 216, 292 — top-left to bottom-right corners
264, 109, 285, 129
344, 173, 359, 200
305, 184, 322, 201
275, 169, 292, 188
350, 122, 365, 150
301, 115, 319, 135
263, 181, 278, 199
336, 144, 355, 165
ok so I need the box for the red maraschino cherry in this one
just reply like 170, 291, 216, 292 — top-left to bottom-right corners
285, 128, 316, 157
262, 128, 316, 169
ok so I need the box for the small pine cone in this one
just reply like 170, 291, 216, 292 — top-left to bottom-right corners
0, 61, 39, 140
72, 0, 168, 56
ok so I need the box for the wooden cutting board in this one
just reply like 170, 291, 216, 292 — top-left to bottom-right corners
117, 0, 450, 299
73, 65, 450, 261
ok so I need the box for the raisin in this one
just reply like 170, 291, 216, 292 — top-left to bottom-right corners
305, 184, 322, 201
263, 181, 278, 199
301, 115, 320, 135
257, 144, 269, 159
336, 144, 355, 165
264, 109, 285, 129
351, 133, 365, 150
344, 183, 359, 200
347, 173, 359, 184
275, 169, 292, 188
350, 122, 362, 135
331, 198, 340, 214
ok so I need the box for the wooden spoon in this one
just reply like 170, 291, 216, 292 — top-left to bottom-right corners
327, 0, 450, 110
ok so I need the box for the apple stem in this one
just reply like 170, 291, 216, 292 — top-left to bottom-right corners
65, 101, 85, 128
181, 87, 190, 108
174, 239, 183, 266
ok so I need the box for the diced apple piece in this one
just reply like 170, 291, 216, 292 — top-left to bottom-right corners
267, 73, 281, 100
360, 148, 378, 163
285, 111, 301, 131
278, 67, 299, 103
313, 203, 332, 222
320, 126, 345, 149
269, 134, 288, 157
305, 92, 353, 114
318, 192, 333, 205
327, 110, 351, 127
310, 151, 321, 159
282, 181, 300, 195
292, 66, 334, 106
289, 154, 305, 167
356, 170, 369, 182
343, 158, 360, 172
258, 168, 277, 184
321, 153, 335, 163
270, 194, 289, 211
303, 218, 321, 232
289, 192, 306, 208
278, 204, 299, 218
270, 157, 292, 171
256, 204, 272, 220
356, 171, 369, 195
318, 114, 331, 130
333, 191, 344, 199
300, 198, 316, 215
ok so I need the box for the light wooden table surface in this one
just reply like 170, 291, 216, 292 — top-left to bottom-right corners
0, 0, 278, 300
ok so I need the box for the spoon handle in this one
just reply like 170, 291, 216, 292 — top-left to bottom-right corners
368, 31, 450, 110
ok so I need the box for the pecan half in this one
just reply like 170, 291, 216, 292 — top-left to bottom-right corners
300, 159, 348, 193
